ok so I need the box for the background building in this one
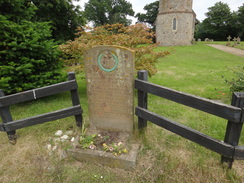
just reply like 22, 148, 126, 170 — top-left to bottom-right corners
156, 0, 196, 46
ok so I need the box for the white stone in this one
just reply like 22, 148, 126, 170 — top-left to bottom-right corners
64, 130, 73, 135
55, 130, 63, 136
47, 144, 52, 151
60, 135, 69, 140
71, 137, 75, 142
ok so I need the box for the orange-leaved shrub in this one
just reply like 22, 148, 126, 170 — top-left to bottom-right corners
60, 23, 170, 76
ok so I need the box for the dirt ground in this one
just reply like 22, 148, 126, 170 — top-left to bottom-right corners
207, 44, 244, 57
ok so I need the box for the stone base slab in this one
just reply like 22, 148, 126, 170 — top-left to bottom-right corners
67, 144, 140, 171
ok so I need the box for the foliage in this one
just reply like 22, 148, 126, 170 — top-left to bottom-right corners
237, 4, 244, 37
31, 0, 85, 42
84, 0, 134, 27
0, 1, 65, 94
60, 23, 170, 76
136, 1, 159, 30
0, 0, 36, 23
79, 133, 128, 156
195, 2, 243, 41
79, 134, 97, 149
225, 66, 244, 92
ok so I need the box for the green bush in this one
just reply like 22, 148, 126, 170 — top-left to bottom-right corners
0, 15, 65, 94
225, 66, 244, 92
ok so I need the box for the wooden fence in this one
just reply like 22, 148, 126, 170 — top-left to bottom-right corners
135, 70, 244, 168
0, 72, 83, 144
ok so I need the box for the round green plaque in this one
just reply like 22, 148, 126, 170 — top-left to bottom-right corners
97, 53, 118, 72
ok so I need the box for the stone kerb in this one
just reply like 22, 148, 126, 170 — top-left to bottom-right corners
84, 45, 135, 132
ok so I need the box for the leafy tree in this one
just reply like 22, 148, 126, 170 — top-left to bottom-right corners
60, 24, 170, 76
0, 0, 36, 22
236, 4, 244, 37
0, 0, 65, 94
136, 1, 159, 29
84, 0, 134, 27
196, 2, 234, 40
31, 0, 85, 42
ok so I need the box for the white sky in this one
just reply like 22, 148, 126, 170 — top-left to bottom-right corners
73, 0, 243, 23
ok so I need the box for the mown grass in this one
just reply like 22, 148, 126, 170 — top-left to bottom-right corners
0, 43, 243, 183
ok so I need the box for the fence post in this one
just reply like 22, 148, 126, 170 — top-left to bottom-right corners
68, 72, 83, 128
137, 70, 148, 131
0, 90, 17, 144
221, 92, 244, 168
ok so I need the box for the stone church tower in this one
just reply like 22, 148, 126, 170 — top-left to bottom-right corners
156, 0, 196, 46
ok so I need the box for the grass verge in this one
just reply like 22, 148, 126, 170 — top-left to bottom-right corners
0, 43, 243, 182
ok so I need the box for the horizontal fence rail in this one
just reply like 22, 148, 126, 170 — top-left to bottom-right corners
1, 105, 82, 132
0, 72, 83, 144
135, 70, 244, 168
135, 79, 243, 123
136, 106, 235, 158
0, 80, 78, 107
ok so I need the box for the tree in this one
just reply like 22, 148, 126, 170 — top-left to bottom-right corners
0, 0, 36, 22
31, 0, 85, 42
84, 0, 134, 27
0, 0, 65, 94
60, 24, 170, 76
136, 1, 159, 29
236, 4, 244, 37
196, 2, 234, 40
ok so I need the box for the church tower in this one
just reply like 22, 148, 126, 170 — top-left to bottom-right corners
156, 0, 196, 46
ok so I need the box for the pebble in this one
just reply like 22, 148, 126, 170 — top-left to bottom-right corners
64, 130, 73, 135
47, 144, 52, 151
60, 135, 69, 140
55, 130, 63, 136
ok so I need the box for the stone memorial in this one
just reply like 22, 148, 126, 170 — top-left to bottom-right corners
68, 46, 139, 170
84, 45, 135, 132
227, 35, 232, 42
226, 35, 232, 46
237, 37, 241, 44
233, 37, 238, 46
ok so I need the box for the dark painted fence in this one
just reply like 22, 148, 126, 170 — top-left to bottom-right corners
0, 72, 83, 144
135, 70, 244, 168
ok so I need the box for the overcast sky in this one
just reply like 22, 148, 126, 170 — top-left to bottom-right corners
73, 0, 243, 23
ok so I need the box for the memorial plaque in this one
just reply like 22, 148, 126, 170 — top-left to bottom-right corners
85, 46, 135, 132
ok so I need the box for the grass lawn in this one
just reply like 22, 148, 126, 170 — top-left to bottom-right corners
0, 43, 243, 183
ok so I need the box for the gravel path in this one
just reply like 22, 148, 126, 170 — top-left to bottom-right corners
207, 44, 244, 58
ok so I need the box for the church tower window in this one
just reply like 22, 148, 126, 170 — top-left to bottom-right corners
172, 18, 177, 30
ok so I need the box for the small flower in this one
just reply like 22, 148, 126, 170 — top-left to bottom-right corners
109, 146, 114, 151
89, 144, 96, 150
123, 149, 128, 153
